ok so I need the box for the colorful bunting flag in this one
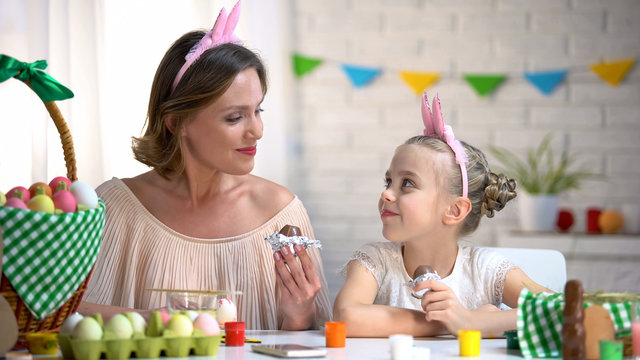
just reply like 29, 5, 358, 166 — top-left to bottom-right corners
523, 69, 568, 95
340, 64, 382, 88
292, 54, 323, 77
463, 74, 506, 96
290, 52, 637, 96
398, 71, 440, 95
589, 58, 635, 87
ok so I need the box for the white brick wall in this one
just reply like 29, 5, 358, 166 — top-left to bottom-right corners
289, 0, 640, 303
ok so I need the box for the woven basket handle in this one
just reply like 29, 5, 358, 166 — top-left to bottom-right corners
24, 79, 78, 182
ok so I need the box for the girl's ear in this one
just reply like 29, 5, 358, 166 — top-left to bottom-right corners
443, 197, 472, 225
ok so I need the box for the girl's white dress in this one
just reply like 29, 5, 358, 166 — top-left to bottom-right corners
342, 242, 515, 310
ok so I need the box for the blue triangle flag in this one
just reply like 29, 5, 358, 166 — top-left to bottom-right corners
340, 64, 382, 88
523, 69, 568, 95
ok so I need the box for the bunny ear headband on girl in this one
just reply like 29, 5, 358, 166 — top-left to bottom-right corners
421, 92, 469, 198
172, 0, 242, 91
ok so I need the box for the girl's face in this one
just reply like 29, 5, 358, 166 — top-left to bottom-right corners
181, 68, 264, 176
378, 144, 452, 243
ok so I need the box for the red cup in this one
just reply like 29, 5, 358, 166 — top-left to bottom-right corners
225, 321, 245, 346
587, 208, 602, 234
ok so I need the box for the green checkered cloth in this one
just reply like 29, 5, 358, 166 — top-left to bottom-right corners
0, 200, 105, 319
517, 289, 634, 359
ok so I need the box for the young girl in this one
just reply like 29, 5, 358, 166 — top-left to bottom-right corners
333, 93, 550, 338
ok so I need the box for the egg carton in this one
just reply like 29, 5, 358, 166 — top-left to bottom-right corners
58, 332, 222, 360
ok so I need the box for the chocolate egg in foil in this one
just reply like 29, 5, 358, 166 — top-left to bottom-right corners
407, 265, 441, 299
264, 224, 322, 253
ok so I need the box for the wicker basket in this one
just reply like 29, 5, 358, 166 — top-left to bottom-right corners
0, 77, 97, 350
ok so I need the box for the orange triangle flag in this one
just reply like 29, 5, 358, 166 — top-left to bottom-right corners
589, 58, 635, 87
399, 71, 440, 94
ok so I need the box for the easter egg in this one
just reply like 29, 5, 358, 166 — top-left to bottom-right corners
29, 182, 52, 198
49, 176, 71, 194
165, 314, 193, 337
72, 317, 103, 340
52, 182, 77, 213
7, 186, 30, 203
0, 191, 6, 206
193, 312, 220, 336
69, 181, 99, 210
60, 313, 84, 334
125, 312, 147, 334
104, 314, 133, 339
5, 197, 28, 210
598, 209, 624, 234
27, 186, 55, 214
216, 298, 237, 326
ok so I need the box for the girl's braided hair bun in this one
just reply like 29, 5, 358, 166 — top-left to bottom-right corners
481, 172, 517, 218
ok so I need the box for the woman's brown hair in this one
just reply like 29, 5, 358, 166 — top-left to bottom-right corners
132, 31, 267, 178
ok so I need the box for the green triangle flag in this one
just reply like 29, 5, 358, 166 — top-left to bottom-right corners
292, 54, 323, 77
463, 74, 507, 96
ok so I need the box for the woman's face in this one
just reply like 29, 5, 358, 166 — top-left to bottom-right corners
181, 68, 264, 176
378, 144, 451, 243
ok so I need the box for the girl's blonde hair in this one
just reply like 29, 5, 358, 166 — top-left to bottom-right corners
132, 32, 267, 178
404, 136, 517, 236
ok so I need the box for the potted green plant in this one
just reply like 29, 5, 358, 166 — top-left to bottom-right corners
489, 134, 595, 232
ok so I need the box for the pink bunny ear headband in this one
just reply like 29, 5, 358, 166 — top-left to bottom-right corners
421, 92, 469, 198
172, 0, 242, 91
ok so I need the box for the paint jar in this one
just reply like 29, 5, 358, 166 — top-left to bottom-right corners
459, 329, 481, 357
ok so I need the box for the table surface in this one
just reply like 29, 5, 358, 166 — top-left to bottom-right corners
11, 330, 527, 360
195, 330, 523, 360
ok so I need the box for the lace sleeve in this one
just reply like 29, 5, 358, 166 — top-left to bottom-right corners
493, 259, 517, 305
339, 249, 376, 274
337, 243, 387, 289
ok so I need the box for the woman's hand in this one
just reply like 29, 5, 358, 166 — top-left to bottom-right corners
417, 280, 473, 336
273, 244, 321, 330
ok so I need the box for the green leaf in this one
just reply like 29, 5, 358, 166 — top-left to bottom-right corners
488, 134, 598, 194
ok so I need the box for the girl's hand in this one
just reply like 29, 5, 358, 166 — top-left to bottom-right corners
417, 280, 473, 336
274, 244, 321, 330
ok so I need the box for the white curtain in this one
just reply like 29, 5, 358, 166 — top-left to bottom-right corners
0, 0, 289, 191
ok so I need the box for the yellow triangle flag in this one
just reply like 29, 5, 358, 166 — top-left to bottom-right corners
589, 58, 635, 87
399, 71, 440, 94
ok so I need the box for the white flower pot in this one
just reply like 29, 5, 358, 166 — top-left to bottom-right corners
518, 192, 558, 232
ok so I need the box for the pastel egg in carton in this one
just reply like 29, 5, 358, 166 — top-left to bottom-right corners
58, 311, 222, 359
58, 332, 222, 360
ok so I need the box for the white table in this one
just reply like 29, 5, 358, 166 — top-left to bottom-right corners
211, 330, 524, 359
12, 330, 524, 359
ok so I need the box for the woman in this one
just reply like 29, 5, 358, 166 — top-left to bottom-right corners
80, 4, 331, 330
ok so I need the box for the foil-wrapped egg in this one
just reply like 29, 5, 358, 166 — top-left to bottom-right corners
409, 265, 441, 299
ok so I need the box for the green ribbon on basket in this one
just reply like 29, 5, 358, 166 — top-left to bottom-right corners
0, 54, 74, 102
0, 200, 105, 319
517, 289, 634, 359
